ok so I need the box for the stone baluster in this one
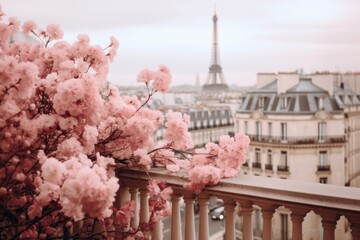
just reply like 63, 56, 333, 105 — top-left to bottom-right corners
152, 221, 163, 240
198, 193, 210, 240
171, 193, 183, 240
183, 193, 196, 240
115, 185, 130, 209
348, 214, 360, 240
319, 211, 338, 240
259, 204, 277, 240
139, 188, 150, 224
114, 185, 130, 232
223, 198, 237, 240
129, 187, 139, 229
290, 208, 306, 240
240, 201, 253, 240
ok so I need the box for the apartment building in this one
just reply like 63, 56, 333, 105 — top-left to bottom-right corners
234, 72, 360, 240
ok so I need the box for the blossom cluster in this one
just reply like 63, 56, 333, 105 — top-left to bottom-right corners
184, 133, 250, 193
0, 5, 249, 239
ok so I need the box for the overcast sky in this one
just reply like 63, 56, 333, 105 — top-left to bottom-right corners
2, 0, 360, 86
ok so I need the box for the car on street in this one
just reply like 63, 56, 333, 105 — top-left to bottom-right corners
210, 206, 225, 220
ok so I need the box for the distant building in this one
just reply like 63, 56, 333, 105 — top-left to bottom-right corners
234, 72, 360, 240
155, 104, 234, 148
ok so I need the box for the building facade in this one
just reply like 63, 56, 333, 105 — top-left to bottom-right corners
234, 72, 360, 240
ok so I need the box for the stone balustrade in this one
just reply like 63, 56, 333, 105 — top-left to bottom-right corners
116, 168, 360, 240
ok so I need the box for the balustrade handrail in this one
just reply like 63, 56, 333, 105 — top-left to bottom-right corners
117, 167, 360, 213
246, 134, 346, 144
117, 167, 360, 240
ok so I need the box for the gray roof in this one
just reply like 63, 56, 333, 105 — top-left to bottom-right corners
238, 78, 360, 114
287, 78, 327, 93
252, 80, 278, 93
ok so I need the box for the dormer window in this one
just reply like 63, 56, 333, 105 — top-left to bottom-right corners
281, 97, 288, 109
258, 96, 265, 108
318, 96, 324, 110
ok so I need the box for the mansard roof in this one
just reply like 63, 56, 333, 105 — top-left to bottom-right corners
287, 78, 327, 93
238, 79, 360, 114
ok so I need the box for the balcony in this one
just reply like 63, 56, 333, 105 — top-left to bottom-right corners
252, 162, 262, 169
265, 163, 273, 171
277, 165, 289, 172
117, 168, 360, 240
247, 134, 346, 145
317, 165, 331, 172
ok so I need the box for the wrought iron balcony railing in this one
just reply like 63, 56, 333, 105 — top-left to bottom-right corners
247, 134, 346, 145
277, 165, 289, 172
317, 165, 331, 171
117, 168, 360, 240
265, 163, 273, 171
252, 162, 262, 169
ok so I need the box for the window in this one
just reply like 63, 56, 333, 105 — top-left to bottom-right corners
319, 177, 328, 184
281, 123, 287, 141
255, 149, 261, 163
253, 148, 261, 169
256, 121, 262, 140
244, 121, 248, 134
318, 122, 326, 142
279, 151, 288, 171
267, 150, 272, 165
268, 122, 273, 141
243, 151, 250, 167
318, 96, 324, 110
258, 96, 264, 108
280, 151, 287, 165
319, 151, 327, 166
189, 121, 194, 129
318, 151, 330, 171
266, 150, 272, 170
280, 214, 288, 240
281, 97, 288, 109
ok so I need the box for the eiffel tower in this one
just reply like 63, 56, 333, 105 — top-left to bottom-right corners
202, 11, 229, 92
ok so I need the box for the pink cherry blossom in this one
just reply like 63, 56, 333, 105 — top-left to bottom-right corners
0, 5, 4, 20
137, 69, 154, 84
46, 24, 63, 40
164, 110, 194, 150
41, 157, 66, 185
0, 8, 250, 239
60, 164, 119, 221
115, 200, 135, 227
133, 148, 152, 169
185, 165, 222, 193
110, 36, 119, 49
22, 20, 37, 34
82, 125, 98, 154
166, 164, 179, 172
153, 65, 172, 92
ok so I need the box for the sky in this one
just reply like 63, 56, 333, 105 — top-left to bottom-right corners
2, 0, 360, 87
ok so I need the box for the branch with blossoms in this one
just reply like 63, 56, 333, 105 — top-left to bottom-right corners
0, 5, 249, 240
